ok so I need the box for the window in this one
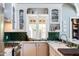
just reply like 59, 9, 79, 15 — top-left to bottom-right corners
19, 10, 24, 29
51, 9, 58, 22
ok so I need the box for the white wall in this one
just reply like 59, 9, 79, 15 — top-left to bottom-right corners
61, 4, 77, 41
4, 3, 13, 19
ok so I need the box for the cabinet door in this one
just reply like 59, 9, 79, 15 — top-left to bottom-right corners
0, 42, 4, 56
21, 43, 37, 56
18, 10, 25, 32
49, 46, 60, 56
38, 43, 49, 56
27, 15, 38, 39
4, 22, 12, 32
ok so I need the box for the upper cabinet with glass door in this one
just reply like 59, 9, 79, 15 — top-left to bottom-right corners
51, 9, 58, 22
27, 8, 48, 40
49, 9, 60, 32
18, 9, 25, 32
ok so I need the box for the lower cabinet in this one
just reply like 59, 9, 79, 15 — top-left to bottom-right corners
49, 46, 60, 56
21, 42, 49, 56
38, 43, 49, 56
0, 42, 4, 56
21, 43, 37, 56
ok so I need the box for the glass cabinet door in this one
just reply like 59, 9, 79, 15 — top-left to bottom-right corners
49, 24, 60, 32
28, 15, 48, 40
38, 15, 48, 39
13, 9, 25, 32
27, 8, 48, 40
51, 9, 58, 22
18, 9, 25, 31
49, 9, 60, 32
28, 15, 38, 39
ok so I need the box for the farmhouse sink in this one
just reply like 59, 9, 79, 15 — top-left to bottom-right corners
58, 48, 79, 56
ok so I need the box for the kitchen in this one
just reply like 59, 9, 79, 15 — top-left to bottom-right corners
0, 3, 79, 56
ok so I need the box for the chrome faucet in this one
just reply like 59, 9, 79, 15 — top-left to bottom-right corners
59, 34, 69, 45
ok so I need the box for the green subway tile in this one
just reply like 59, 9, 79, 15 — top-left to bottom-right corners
4, 32, 28, 42
48, 32, 59, 41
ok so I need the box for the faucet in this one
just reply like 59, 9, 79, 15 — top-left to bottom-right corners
59, 34, 69, 46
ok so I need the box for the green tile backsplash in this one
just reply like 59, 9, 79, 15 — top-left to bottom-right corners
48, 32, 59, 41
4, 32, 28, 42
4, 32, 59, 42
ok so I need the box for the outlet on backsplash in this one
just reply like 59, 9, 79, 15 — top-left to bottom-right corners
6, 36, 8, 40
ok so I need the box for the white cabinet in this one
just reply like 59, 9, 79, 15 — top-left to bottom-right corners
18, 10, 26, 32
49, 9, 60, 32
12, 9, 26, 32
27, 14, 48, 40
